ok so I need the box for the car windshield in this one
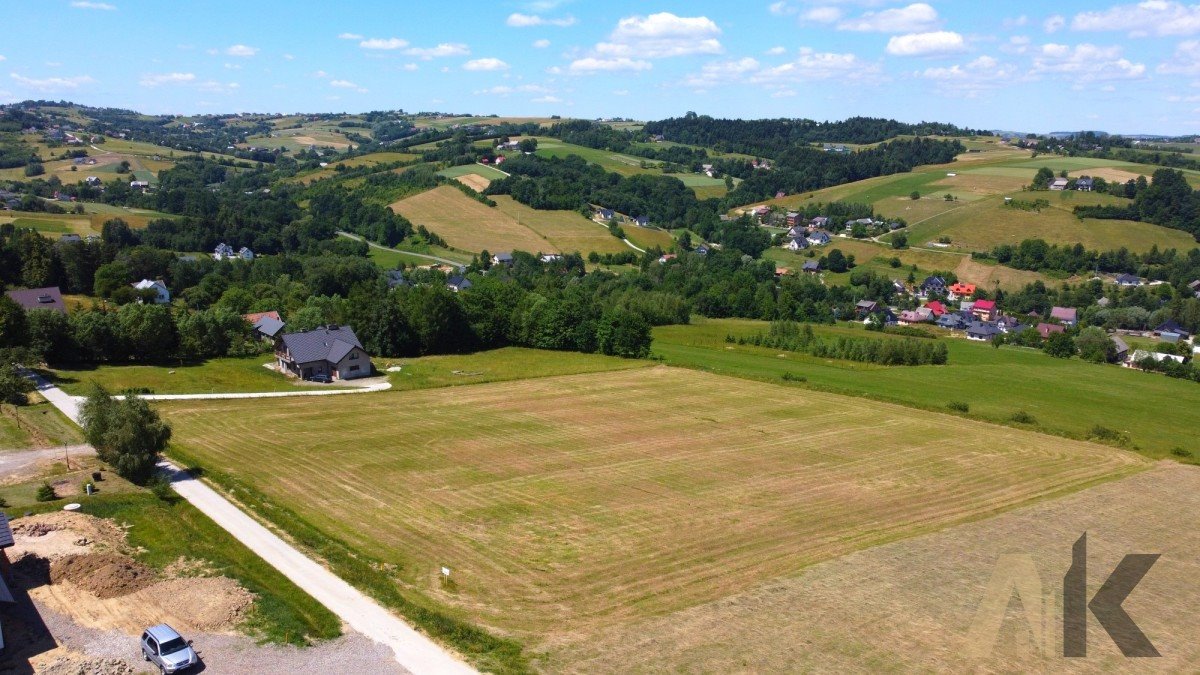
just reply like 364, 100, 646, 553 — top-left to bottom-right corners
158, 637, 187, 654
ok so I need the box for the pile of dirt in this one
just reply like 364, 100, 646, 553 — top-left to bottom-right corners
12, 512, 127, 553
141, 577, 255, 630
34, 655, 136, 675
51, 553, 155, 599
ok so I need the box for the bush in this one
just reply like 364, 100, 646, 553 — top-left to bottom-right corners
1170, 447, 1192, 458
947, 401, 970, 413
1009, 410, 1037, 424
35, 483, 57, 502
0, 496, 8, 508
781, 372, 807, 382
147, 474, 178, 502
1089, 425, 1130, 445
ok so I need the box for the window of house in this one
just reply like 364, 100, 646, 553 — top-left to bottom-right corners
349, 352, 359, 360
349, 365, 360, 372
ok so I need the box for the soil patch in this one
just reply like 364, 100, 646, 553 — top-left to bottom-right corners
455, 173, 491, 191
51, 553, 155, 598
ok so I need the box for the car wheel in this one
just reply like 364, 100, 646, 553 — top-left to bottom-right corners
143, 651, 150, 661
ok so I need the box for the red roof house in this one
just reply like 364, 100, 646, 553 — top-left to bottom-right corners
925, 300, 946, 316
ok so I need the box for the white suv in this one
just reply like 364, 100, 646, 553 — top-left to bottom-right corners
140, 624, 199, 673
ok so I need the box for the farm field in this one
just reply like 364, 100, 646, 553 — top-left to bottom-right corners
530, 137, 657, 176
652, 318, 1200, 459
436, 163, 510, 192
161, 365, 1144, 668
558, 462, 1200, 673
490, 196, 630, 255
0, 399, 82, 449
0, 209, 167, 237
390, 185, 559, 255
289, 151, 421, 184
745, 147, 1198, 254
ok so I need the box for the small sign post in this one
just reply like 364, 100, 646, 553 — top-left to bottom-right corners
441, 566, 451, 578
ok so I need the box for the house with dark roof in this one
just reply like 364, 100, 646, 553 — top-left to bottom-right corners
1114, 273, 1141, 287
491, 252, 514, 266
1154, 319, 1190, 339
920, 276, 947, 298
937, 313, 970, 330
385, 269, 407, 289
806, 230, 831, 246
4, 286, 67, 314
596, 208, 615, 221
276, 325, 372, 381
446, 275, 473, 293
1111, 335, 1129, 362
801, 260, 820, 273
634, 215, 651, 227
784, 236, 808, 252
855, 300, 879, 317
966, 321, 1001, 341
244, 311, 285, 342
1075, 177, 1094, 191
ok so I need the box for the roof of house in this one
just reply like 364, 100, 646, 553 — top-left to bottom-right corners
243, 310, 281, 324
802, 260, 820, 271
1111, 335, 1129, 352
133, 279, 166, 291
253, 315, 286, 338
856, 300, 878, 309
1050, 306, 1078, 321
967, 321, 1001, 336
447, 275, 472, 289
0, 512, 13, 549
922, 276, 946, 287
280, 325, 365, 364
948, 282, 976, 295
492, 252, 513, 262
4, 286, 66, 313
972, 299, 996, 311
925, 300, 946, 315
1037, 322, 1066, 336
1115, 273, 1140, 283
1155, 319, 1189, 336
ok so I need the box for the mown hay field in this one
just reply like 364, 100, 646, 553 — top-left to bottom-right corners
390, 185, 558, 255
490, 196, 629, 255
162, 366, 1145, 661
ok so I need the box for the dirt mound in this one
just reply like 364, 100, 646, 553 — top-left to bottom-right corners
13, 512, 127, 551
51, 554, 155, 599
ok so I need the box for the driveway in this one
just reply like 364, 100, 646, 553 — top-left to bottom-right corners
21, 370, 476, 674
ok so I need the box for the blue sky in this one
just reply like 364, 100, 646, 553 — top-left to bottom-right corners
2, 0, 1199, 134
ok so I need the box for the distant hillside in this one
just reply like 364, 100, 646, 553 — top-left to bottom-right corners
643, 113, 983, 157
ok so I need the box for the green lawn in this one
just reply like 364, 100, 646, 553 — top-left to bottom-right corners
377, 347, 650, 391
437, 164, 509, 180
15, 486, 340, 644
0, 400, 84, 448
48, 355, 348, 395
652, 318, 1200, 459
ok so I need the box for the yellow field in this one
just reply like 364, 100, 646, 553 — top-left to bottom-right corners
491, 196, 630, 255
455, 174, 491, 191
163, 366, 1144, 663
390, 186, 558, 254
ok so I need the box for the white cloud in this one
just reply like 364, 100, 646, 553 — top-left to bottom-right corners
9, 73, 95, 92
282, 53, 294, 60
1159, 40, 1200, 74
474, 84, 551, 95
595, 12, 723, 58
771, 89, 797, 98
1072, 1, 1200, 37
838, 3, 940, 33
139, 72, 195, 87
1001, 35, 1032, 55
1004, 15, 1030, 28
768, 2, 796, 17
330, 79, 368, 92
533, 39, 552, 48
568, 56, 653, 73
225, 44, 258, 57
532, 95, 563, 103
612, 89, 629, 95
886, 31, 966, 56
752, 48, 883, 82
403, 63, 419, 71
223, 63, 242, 70
1044, 15, 1065, 33
312, 70, 328, 78
1032, 42, 1146, 81
920, 55, 1018, 96
338, 32, 364, 40
684, 57, 761, 88
803, 7, 843, 23
506, 13, 577, 27
766, 46, 787, 55
70, 1, 115, 9
404, 43, 470, 59
463, 57, 509, 71
359, 37, 409, 50
0, 56, 6, 62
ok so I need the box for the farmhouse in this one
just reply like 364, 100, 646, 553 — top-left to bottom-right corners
596, 208, 615, 221
491, 252, 514, 266
809, 216, 830, 229
855, 300, 879, 317
634, 216, 651, 227
1111, 335, 1129, 362
1114, 273, 1142, 287
4, 286, 67, 314
132, 279, 170, 304
213, 243, 236, 260
447, 275, 473, 293
1049, 178, 1069, 190
276, 325, 373, 381
1154, 319, 1190, 339
1075, 176, 1094, 191
1050, 306, 1078, 327
801, 260, 820, 274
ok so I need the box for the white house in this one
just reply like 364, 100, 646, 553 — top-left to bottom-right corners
238, 246, 255, 261
132, 279, 170, 304
784, 236, 808, 252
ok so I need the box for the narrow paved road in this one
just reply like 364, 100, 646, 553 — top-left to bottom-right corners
337, 232, 466, 269
21, 370, 476, 675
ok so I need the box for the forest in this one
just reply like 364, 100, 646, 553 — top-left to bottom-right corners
1073, 169, 1200, 238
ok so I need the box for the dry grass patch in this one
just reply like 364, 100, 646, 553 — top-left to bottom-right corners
491, 196, 629, 255
163, 366, 1144, 656
558, 462, 1196, 673
390, 185, 557, 254
455, 173, 491, 191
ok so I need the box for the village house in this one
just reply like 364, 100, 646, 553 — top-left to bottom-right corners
966, 322, 1001, 341
1050, 306, 1077, 327
784, 236, 808, 252
801, 260, 820, 274
924, 300, 947, 316
1075, 176, 1094, 191
937, 313, 970, 330
446, 275, 473, 293
4, 286, 67, 314
920, 276, 947, 298
276, 325, 372, 381
634, 216, 650, 227
785, 212, 803, 227
238, 246, 255, 261
213, 243, 236, 260
806, 230, 832, 246
491, 252, 514, 266
1037, 322, 1065, 339
1111, 335, 1129, 362
809, 216, 830, 230
385, 270, 407, 289
132, 279, 170, 304
1114, 273, 1142, 287
658, 253, 677, 264
971, 299, 997, 322
243, 311, 285, 343
947, 282, 976, 300
855, 300, 879, 318
596, 208, 615, 221
1049, 177, 1069, 191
